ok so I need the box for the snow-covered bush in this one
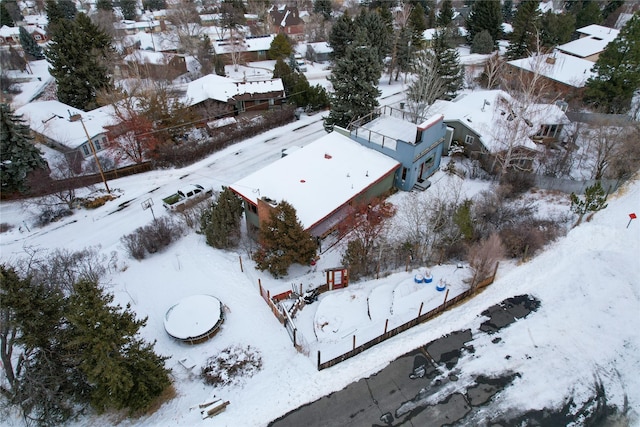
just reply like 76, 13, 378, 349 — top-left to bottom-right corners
201, 345, 262, 387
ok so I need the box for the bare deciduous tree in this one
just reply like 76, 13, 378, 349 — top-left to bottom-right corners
467, 233, 504, 288
406, 50, 446, 122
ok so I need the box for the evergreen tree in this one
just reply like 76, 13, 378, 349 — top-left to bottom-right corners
0, 265, 75, 425
19, 26, 44, 60
201, 187, 244, 249
120, 0, 137, 20
354, 9, 391, 66
63, 280, 170, 413
328, 12, 354, 61
254, 201, 317, 278
465, 0, 503, 45
472, 29, 494, 54
314, 0, 332, 21
408, 3, 427, 50
437, 0, 454, 28
268, 33, 293, 60
58, 0, 77, 19
539, 10, 576, 48
502, 0, 514, 23
45, 13, 114, 110
143, 0, 166, 11
505, 0, 541, 60
45, 0, 67, 29
584, 13, 640, 114
326, 30, 382, 129
0, 2, 15, 26
0, 104, 47, 194
570, 181, 608, 224
576, 0, 603, 27
432, 29, 463, 100
96, 0, 113, 11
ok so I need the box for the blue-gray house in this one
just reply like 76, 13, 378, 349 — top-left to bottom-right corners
335, 106, 447, 191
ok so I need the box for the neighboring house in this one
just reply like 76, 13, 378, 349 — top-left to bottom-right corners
184, 74, 285, 122
0, 24, 47, 45
428, 90, 571, 173
306, 41, 331, 62
114, 19, 163, 36
269, 5, 305, 41
506, 51, 597, 101
15, 101, 116, 159
122, 50, 187, 80
556, 24, 619, 62
230, 131, 400, 238
213, 34, 275, 64
341, 106, 448, 192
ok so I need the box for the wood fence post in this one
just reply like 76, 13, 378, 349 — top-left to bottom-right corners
317, 351, 321, 369
384, 318, 389, 334
492, 261, 500, 283
353, 335, 356, 350
293, 329, 297, 347
442, 289, 450, 310
259, 281, 263, 297
418, 301, 424, 317
239, 255, 243, 272
300, 283, 303, 295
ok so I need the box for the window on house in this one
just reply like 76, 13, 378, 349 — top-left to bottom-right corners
269, 98, 274, 106
424, 156, 434, 168
249, 204, 257, 214
464, 135, 475, 145
82, 144, 90, 156
34, 35, 41, 40
401, 167, 407, 181
93, 139, 101, 150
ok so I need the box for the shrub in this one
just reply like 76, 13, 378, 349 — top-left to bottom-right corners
0, 222, 13, 233
120, 217, 183, 259
80, 194, 116, 209
35, 206, 73, 227
500, 218, 564, 259
201, 345, 262, 387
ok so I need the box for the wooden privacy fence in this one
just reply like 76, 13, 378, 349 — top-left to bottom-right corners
316, 263, 499, 370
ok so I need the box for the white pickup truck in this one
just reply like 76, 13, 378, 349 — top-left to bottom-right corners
162, 184, 212, 212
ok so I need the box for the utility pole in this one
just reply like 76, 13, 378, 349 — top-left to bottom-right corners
75, 114, 110, 194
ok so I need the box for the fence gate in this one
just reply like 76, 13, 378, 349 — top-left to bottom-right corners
326, 267, 348, 290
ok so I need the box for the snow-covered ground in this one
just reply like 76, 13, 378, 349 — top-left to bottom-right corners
1, 57, 639, 426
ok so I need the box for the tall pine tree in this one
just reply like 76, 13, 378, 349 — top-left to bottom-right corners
201, 186, 244, 249
465, 0, 503, 46
328, 12, 354, 61
19, 26, 44, 60
45, 13, 114, 110
0, 104, 47, 194
584, 12, 640, 113
120, 0, 137, 20
505, 0, 542, 60
63, 280, 171, 414
0, 2, 15, 26
432, 29, 463, 100
326, 30, 382, 129
254, 201, 317, 278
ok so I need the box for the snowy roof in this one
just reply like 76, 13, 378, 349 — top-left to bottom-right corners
15, 101, 116, 149
123, 49, 181, 65
307, 41, 332, 54
428, 90, 570, 152
555, 24, 620, 58
215, 35, 275, 54
122, 31, 178, 52
357, 115, 419, 147
230, 132, 400, 230
184, 74, 284, 106
507, 51, 596, 87
22, 14, 48, 26
577, 24, 620, 41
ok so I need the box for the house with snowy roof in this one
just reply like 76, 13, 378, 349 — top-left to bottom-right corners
427, 90, 571, 173
306, 42, 332, 63
184, 74, 285, 123
340, 106, 448, 192
0, 24, 47, 45
506, 51, 597, 101
230, 132, 400, 238
213, 34, 275, 64
15, 101, 116, 159
557, 24, 619, 62
122, 49, 187, 80
269, 5, 305, 41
